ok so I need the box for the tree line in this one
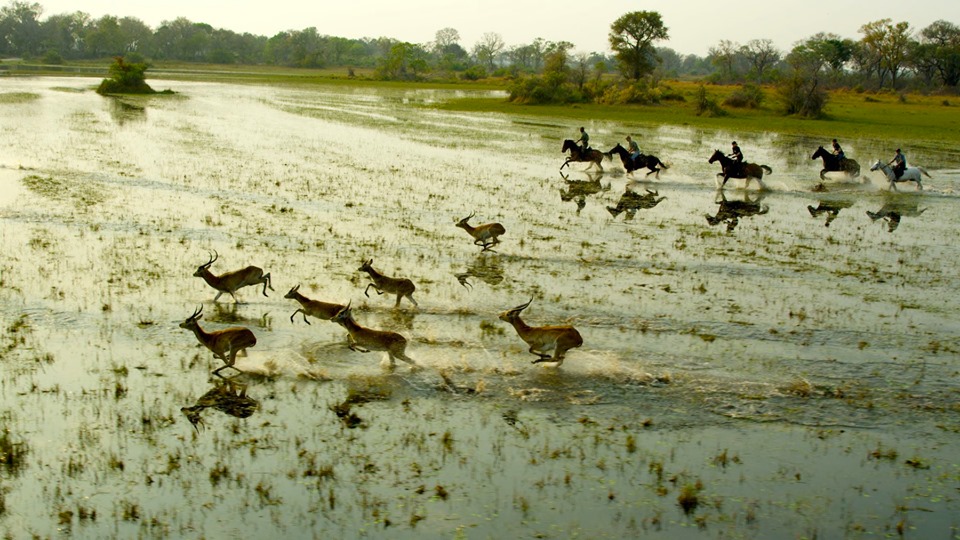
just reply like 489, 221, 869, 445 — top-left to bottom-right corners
1, 2, 958, 110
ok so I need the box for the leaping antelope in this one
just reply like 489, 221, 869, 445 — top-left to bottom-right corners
498, 298, 583, 366
179, 305, 257, 376
193, 251, 274, 303
331, 302, 418, 369
284, 284, 346, 324
455, 212, 506, 252
358, 259, 418, 307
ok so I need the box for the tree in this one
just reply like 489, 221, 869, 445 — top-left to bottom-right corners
609, 11, 668, 80
472, 32, 504, 70
741, 39, 780, 82
859, 18, 913, 89
708, 40, 740, 81
918, 20, 960, 87
0, 1, 44, 56
376, 41, 428, 80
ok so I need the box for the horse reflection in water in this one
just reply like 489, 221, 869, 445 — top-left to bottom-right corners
456, 253, 505, 289
866, 195, 928, 232
182, 375, 260, 432
559, 172, 611, 213
807, 198, 854, 227
606, 186, 666, 221
705, 191, 769, 232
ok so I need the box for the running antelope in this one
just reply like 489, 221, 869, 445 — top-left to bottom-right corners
193, 251, 274, 303
358, 259, 418, 307
455, 212, 506, 252
331, 302, 419, 369
179, 305, 257, 376
498, 298, 583, 366
284, 284, 346, 324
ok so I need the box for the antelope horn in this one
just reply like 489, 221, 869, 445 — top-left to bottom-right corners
202, 250, 218, 268
510, 297, 533, 313
189, 304, 203, 320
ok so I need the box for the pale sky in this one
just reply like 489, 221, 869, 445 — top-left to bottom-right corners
33, 0, 960, 56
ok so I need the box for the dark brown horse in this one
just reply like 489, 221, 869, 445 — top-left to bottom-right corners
812, 146, 860, 179
708, 150, 772, 189
561, 139, 604, 172
605, 143, 668, 178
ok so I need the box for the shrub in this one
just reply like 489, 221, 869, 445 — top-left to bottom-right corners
96, 56, 156, 95
723, 84, 764, 108
595, 80, 662, 105
41, 51, 63, 65
695, 85, 726, 117
460, 65, 487, 81
778, 75, 827, 118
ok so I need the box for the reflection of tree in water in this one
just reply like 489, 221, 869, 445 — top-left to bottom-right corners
108, 97, 147, 126
182, 375, 259, 432
559, 172, 610, 214
704, 190, 769, 232
455, 253, 505, 289
606, 187, 665, 221
866, 195, 928, 232
807, 198, 854, 227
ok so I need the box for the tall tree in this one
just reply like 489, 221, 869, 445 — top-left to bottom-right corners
919, 20, 960, 87
740, 39, 780, 82
708, 39, 740, 81
859, 18, 913, 89
0, 1, 43, 56
472, 32, 504, 70
608, 11, 668, 80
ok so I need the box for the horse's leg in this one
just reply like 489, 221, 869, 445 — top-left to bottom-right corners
820, 169, 827, 180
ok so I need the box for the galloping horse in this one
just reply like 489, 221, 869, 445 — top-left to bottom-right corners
812, 146, 860, 179
605, 143, 669, 179
561, 139, 604, 172
708, 150, 772, 189
869, 160, 931, 191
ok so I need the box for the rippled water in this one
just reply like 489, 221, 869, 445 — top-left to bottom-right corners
1, 77, 958, 538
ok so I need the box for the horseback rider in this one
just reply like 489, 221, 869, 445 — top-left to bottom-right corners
831, 139, 845, 166
888, 148, 906, 179
576, 127, 589, 154
728, 141, 744, 176
626, 135, 641, 160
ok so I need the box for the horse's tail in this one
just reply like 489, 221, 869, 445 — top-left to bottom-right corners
657, 158, 669, 170
761, 165, 773, 174
919, 167, 933, 178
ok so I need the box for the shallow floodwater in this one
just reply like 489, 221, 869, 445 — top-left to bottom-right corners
1, 76, 959, 538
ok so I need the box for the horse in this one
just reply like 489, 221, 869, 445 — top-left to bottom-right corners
708, 150, 772, 189
561, 139, 604, 172
811, 146, 860, 179
869, 160, 930, 191
605, 144, 669, 179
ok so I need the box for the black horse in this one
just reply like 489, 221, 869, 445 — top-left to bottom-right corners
705, 191, 769, 232
606, 187, 666, 220
811, 146, 861, 179
561, 139, 604, 172
605, 143, 669, 178
708, 150, 772, 190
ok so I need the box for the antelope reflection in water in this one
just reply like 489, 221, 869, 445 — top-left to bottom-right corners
807, 198, 854, 227
455, 253, 505, 289
182, 375, 259, 432
559, 172, 611, 214
606, 186, 666, 221
705, 190, 769, 232
866, 195, 928, 232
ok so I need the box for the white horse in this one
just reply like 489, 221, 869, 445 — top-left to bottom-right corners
869, 160, 931, 191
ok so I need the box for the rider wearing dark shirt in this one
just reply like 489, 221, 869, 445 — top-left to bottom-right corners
728, 142, 743, 175
889, 148, 906, 179
832, 139, 845, 162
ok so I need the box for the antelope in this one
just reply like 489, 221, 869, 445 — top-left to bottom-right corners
284, 284, 346, 324
331, 302, 418, 369
455, 212, 506, 252
179, 305, 257, 376
498, 298, 583, 366
358, 259, 418, 307
193, 251, 274, 303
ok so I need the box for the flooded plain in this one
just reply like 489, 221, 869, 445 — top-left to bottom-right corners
1, 76, 959, 538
